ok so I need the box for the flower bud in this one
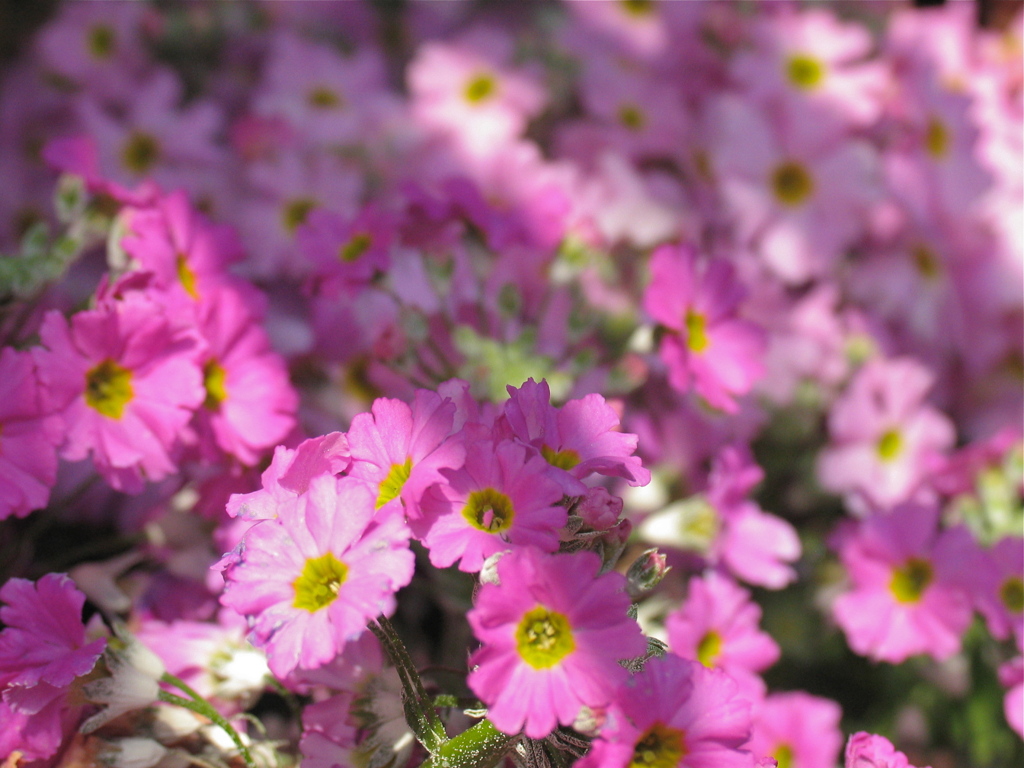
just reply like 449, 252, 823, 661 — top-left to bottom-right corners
626, 548, 670, 598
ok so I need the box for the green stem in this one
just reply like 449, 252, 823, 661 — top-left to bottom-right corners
369, 616, 448, 753
421, 718, 517, 768
158, 690, 255, 768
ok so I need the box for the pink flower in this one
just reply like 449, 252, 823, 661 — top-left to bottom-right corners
219, 475, 414, 679
408, 27, 545, 157
502, 378, 650, 495
748, 692, 844, 768
0, 574, 106, 761
638, 446, 800, 590
191, 284, 298, 466
818, 357, 955, 512
960, 535, 1023, 645
709, 95, 880, 284
844, 732, 932, 768
731, 8, 885, 139
253, 32, 390, 148
831, 504, 974, 663
578, 654, 755, 768
74, 69, 224, 196
226, 432, 350, 521
467, 547, 646, 738
347, 389, 466, 519
665, 572, 779, 700
644, 244, 766, 414
414, 439, 566, 572
33, 293, 204, 493
0, 347, 62, 520
121, 189, 244, 304
998, 656, 1024, 739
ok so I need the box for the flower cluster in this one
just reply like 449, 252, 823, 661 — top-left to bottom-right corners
0, 2, 1020, 768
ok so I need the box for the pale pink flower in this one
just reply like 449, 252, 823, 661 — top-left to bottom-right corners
226, 432, 350, 521
219, 475, 414, 679
731, 8, 886, 140
831, 503, 975, 663
818, 357, 955, 512
709, 95, 880, 284
408, 27, 545, 158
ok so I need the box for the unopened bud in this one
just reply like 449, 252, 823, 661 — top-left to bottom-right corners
626, 548, 670, 598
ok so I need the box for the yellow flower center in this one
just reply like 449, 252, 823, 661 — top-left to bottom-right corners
376, 457, 413, 509
1001, 576, 1024, 614
281, 197, 317, 234
515, 606, 575, 669
890, 557, 933, 604
203, 359, 228, 410
771, 161, 814, 207
684, 309, 710, 353
877, 429, 903, 462
620, 0, 656, 17
628, 723, 686, 768
308, 86, 344, 109
618, 103, 647, 131
85, 359, 134, 419
541, 445, 581, 471
122, 132, 161, 175
293, 552, 349, 612
696, 629, 722, 668
339, 233, 372, 263
911, 244, 941, 280
176, 254, 199, 299
465, 73, 497, 104
462, 487, 515, 533
925, 117, 950, 158
88, 25, 116, 59
786, 54, 825, 90
774, 743, 795, 768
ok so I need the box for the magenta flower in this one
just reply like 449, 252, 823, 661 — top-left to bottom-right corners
831, 503, 974, 663
33, 293, 204, 493
467, 547, 646, 738
347, 390, 466, 519
644, 244, 766, 414
415, 439, 566, 572
502, 378, 650, 495
844, 732, 932, 768
748, 692, 844, 768
967, 535, 1024, 644
579, 654, 755, 768
219, 475, 414, 679
666, 572, 779, 700
0, 347, 62, 520
0, 574, 106, 761
818, 357, 955, 512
